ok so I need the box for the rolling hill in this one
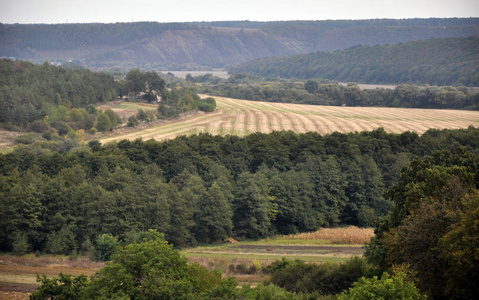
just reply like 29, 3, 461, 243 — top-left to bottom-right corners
229, 37, 479, 86
1, 18, 478, 70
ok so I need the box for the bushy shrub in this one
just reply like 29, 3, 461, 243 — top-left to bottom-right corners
197, 97, 216, 112
12, 232, 29, 256
55, 121, 73, 136
44, 226, 77, 255
29, 120, 50, 133
338, 272, 426, 300
267, 257, 373, 295
240, 283, 299, 299
127, 115, 139, 127
94, 233, 119, 261
30, 274, 89, 300
15, 133, 44, 145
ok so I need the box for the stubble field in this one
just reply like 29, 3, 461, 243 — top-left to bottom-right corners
99, 95, 479, 144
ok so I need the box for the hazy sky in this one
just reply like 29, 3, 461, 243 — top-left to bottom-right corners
1, 0, 478, 24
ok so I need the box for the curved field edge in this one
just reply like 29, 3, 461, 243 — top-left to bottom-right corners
99, 96, 479, 144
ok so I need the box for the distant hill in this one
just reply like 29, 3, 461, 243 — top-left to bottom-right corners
230, 37, 479, 86
1, 18, 478, 70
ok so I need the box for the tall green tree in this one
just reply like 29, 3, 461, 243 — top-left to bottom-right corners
233, 172, 275, 238
166, 183, 195, 247
143, 71, 166, 103
270, 170, 317, 234
125, 69, 145, 96
195, 182, 233, 243
95, 111, 112, 132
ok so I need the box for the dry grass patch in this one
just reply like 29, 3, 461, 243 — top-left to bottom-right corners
0, 255, 104, 270
0, 290, 31, 300
288, 226, 374, 244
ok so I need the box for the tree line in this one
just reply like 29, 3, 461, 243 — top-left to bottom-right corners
191, 74, 479, 110
229, 37, 479, 86
2, 127, 479, 255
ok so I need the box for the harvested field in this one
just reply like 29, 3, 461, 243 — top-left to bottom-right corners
99, 95, 479, 144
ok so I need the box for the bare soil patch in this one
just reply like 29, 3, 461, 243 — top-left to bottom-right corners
0, 130, 22, 150
0, 282, 38, 294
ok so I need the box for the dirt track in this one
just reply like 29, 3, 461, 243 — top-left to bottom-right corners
0, 282, 37, 293
231, 245, 364, 255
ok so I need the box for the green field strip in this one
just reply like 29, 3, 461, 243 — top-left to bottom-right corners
0, 273, 39, 285
181, 252, 354, 263
111, 103, 158, 111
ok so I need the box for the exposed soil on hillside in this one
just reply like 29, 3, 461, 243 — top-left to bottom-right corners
0, 130, 22, 150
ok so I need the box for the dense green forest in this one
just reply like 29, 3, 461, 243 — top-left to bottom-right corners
3, 128, 479, 299
192, 74, 479, 109
2, 127, 479, 255
2, 18, 478, 69
0, 59, 118, 127
24, 144, 479, 299
229, 37, 479, 86
0, 59, 215, 136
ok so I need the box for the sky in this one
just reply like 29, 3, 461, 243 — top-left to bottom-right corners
0, 0, 478, 24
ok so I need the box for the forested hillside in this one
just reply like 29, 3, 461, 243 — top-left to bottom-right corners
0, 59, 218, 139
1, 18, 478, 70
230, 37, 479, 86
0, 59, 118, 127
2, 127, 479, 255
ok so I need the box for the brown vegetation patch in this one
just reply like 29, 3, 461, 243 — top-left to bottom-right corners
289, 226, 375, 244
0, 282, 38, 294
0, 130, 22, 150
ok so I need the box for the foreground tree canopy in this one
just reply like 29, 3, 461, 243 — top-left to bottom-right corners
365, 149, 479, 299
30, 231, 240, 299
1, 127, 479, 255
